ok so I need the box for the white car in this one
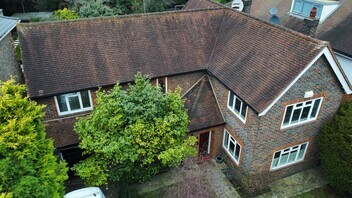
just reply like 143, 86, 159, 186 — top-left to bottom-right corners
64, 187, 105, 198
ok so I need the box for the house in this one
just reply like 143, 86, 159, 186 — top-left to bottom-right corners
248, 0, 352, 98
0, 9, 21, 82
17, 3, 351, 185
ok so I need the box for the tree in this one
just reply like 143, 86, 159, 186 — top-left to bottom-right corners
52, 8, 80, 20
75, 0, 116, 18
318, 101, 352, 195
73, 73, 196, 185
0, 79, 68, 198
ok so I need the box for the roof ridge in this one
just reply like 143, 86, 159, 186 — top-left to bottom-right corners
17, 7, 227, 27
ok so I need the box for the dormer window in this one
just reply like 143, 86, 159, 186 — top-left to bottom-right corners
290, 0, 341, 23
54, 90, 93, 116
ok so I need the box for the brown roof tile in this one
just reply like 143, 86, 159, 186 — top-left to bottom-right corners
18, 8, 326, 114
183, 0, 222, 10
184, 76, 225, 131
18, 9, 224, 97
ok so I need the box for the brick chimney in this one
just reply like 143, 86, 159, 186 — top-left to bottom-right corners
302, 7, 319, 37
0, 9, 3, 16
243, 0, 252, 14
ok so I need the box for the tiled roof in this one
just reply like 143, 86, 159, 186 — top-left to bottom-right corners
18, 8, 326, 113
183, 0, 223, 10
320, 14, 352, 57
184, 76, 225, 131
0, 16, 20, 41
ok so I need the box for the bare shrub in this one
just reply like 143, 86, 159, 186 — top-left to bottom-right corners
163, 156, 217, 198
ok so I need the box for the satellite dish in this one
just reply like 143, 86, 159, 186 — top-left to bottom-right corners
269, 7, 278, 16
231, 0, 244, 11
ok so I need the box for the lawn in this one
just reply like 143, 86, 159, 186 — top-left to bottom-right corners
296, 185, 340, 198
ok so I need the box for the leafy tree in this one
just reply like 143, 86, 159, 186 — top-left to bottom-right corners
75, 0, 116, 18
0, 79, 68, 198
53, 8, 80, 20
318, 101, 352, 195
73, 73, 196, 185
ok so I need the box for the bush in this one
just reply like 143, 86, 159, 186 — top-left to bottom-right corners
318, 101, 352, 195
53, 8, 80, 20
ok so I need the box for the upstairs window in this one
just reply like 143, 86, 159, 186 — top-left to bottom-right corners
223, 129, 241, 164
55, 90, 93, 116
271, 142, 308, 170
227, 91, 248, 123
281, 97, 323, 129
290, 0, 341, 22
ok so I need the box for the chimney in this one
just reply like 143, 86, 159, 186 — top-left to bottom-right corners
243, 0, 252, 14
0, 9, 3, 16
302, 7, 319, 37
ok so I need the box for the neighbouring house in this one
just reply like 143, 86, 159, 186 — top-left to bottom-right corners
11, 12, 53, 22
0, 9, 21, 82
17, 1, 352, 186
248, 0, 352, 99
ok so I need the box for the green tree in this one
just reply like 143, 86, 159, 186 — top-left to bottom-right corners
0, 79, 68, 198
318, 101, 352, 195
53, 8, 80, 20
73, 73, 196, 185
76, 0, 116, 18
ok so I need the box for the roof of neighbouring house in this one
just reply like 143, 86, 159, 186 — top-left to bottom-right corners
18, 7, 335, 114
183, 0, 222, 10
0, 16, 20, 41
11, 12, 53, 22
250, 0, 352, 56
184, 76, 225, 131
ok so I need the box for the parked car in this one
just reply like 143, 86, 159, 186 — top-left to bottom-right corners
64, 187, 105, 198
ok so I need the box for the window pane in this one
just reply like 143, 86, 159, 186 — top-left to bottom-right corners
300, 106, 310, 121
229, 92, 234, 107
288, 150, 298, 163
229, 141, 235, 156
80, 91, 91, 108
57, 95, 68, 112
293, 0, 303, 13
235, 143, 241, 160
234, 98, 241, 113
272, 152, 281, 168
223, 131, 229, 148
302, 2, 313, 17
283, 106, 293, 125
297, 143, 307, 160
241, 103, 247, 119
291, 109, 301, 124
279, 153, 289, 166
310, 99, 321, 118
68, 96, 81, 110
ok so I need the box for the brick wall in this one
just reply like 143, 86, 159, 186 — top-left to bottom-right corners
252, 56, 343, 177
0, 34, 21, 82
209, 55, 344, 181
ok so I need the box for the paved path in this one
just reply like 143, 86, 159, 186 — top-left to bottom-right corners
256, 167, 329, 198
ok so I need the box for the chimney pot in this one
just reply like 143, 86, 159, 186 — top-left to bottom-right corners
310, 7, 317, 19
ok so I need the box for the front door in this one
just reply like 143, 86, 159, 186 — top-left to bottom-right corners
198, 131, 211, 159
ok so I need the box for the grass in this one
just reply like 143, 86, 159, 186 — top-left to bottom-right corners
296, 186, 340, 198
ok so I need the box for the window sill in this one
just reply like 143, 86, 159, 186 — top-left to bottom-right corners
222, 146, 240, 167
57, 109, 93, 117
280, 119, 318, 131
270, 159, 304, 172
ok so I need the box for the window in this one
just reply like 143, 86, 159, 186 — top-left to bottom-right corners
223, 129, 241, 164
156, 77, 167, 93
227, 91, 248, 123
271, 142, 308, 170
281, 97, 322, 129
55, 90, 93, 116
290, 0, 341, 22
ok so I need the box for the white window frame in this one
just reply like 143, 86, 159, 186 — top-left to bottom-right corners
281, 97, 323, 129
222, 129, 241, 165
227, 90, 248, 123
156, 77, 168, 93
270, 142, 309, 170
54, 90, 93, 116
